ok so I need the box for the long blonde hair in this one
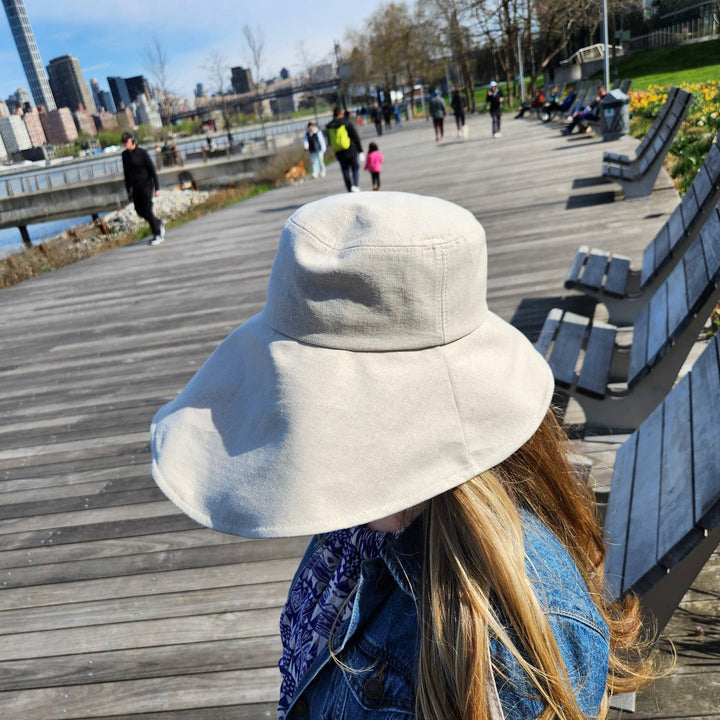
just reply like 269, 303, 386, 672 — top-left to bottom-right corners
417, 410, 662, 720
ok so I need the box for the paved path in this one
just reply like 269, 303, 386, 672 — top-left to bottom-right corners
0, 113, 716, 719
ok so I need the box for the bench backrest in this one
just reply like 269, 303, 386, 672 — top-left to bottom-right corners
635, 90, 693, 175
619, 79, 632, 93
633, 87, 680, 160
629, 206, 720, 386
604, 330, 720, 599
640, 137, 720, 287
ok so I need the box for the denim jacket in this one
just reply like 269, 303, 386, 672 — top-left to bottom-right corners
282, 511, 609, 719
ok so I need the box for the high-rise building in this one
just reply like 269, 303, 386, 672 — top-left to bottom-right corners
107, 76, 131, 110
0, 114, 32, 154
231, 67, 254, 95
47, 54, 96, 113
125, 75, 151, 103
90, 78, 116, 114
2, 0, 56, 110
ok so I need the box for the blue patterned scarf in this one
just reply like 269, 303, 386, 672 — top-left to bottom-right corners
277, 525, 396, 718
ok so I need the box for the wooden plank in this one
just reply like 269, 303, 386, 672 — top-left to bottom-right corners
0, 581, 291, 636
701, 209, 720, 280
645, 282, 668, 367
604, 255, 631, 296
603, 432, 638, 600
641, 225, 669, 287
564, 246, 589, 286
0, 667, 281, 720
0, 607, 282, 661
658, 375, 700, 567
534, 308, 562, 356
0, 536, 305, 590
690, 336, 720, 530
666, 205, 686, 254
623, 402, 665, 594
0, 557, 303, 612
683, 234, 711, 318
577, 324, 616, 397
548, 312, 589, 386
704, 139, 720, 187
579, 250, 609, 289
0, 636, 282, 691
679, 185, 699, 232
665, 258, 688, 340
628, 304, 650, 386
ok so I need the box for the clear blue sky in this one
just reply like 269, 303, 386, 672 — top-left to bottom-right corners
0, 0, 389, 101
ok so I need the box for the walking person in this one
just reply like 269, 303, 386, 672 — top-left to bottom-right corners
451, 87, 467, 137
151, 191, 661, 720
487, 80, 504, 138
325, 106, 363, 192
370, 102, 383, 136
121, 131, 165, 246
303, 122, 327, 178
429, 89, 446, 142
364, 141, 383, 190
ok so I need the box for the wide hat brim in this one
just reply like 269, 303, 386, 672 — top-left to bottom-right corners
151, 310, 553, 538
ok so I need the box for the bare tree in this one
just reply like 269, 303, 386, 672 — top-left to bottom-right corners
297, 41, 320, 123
243, 24, 269, 145
203, 50, 232, 133
144, 37, 177, 128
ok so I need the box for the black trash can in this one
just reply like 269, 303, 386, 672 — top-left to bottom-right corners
599, 88, 629, 142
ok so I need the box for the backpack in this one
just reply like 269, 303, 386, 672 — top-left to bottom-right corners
328, 123, 351, 152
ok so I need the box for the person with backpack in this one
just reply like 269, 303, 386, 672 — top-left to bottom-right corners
429, 89, 446, 142
303, 122, 327, 179
326, 106, 364, 192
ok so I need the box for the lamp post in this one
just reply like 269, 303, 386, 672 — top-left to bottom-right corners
602, 0, 610, 89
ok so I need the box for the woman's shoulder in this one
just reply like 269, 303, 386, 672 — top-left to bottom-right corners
520, 510, 608, 637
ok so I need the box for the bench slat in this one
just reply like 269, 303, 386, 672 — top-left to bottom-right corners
693, 164, 713, 209
577, 324, 616, 397
642, 225, 670, 287
658, 375, 700, 567
683, 237, 710, 316
680, 185, 699, 230
534, 308, 563, 357
646, 283, 668, 367
701, 209, 720, 280
623, 402, 664, 594
603, 432, 638, 600
667, 205, 686, 254
628, 304, 650, 386
690, 336, 720, 530
548, 313, 588, 386
604, 256, 631, 296
703, 141, 720, 188
564, 246, 590, 287
666, 259, 688, 340
579, 251, 608, 290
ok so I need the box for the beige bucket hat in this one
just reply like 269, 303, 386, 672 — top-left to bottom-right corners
150, 192, 553, 538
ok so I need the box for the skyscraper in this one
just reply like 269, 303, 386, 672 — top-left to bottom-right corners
47, 54, 96, 113
2, 0, 56, 110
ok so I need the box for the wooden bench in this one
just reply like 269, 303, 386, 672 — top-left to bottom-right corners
536, 207, 720, 433
601, 331, 720, 711
565, 137, 720, 325
602, 87, 683, 167
601, 89, 693, 198
603, 331, 720, 632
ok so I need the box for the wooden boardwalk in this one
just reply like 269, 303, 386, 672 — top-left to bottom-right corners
1, 114, 717, 719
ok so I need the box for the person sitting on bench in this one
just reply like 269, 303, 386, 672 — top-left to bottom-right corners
562, 86, 607, 135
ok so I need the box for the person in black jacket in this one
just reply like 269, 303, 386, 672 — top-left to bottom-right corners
121, 132, 165, 245
325, 107, 364, 192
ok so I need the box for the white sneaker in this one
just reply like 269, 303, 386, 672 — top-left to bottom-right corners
494, 132, 502, 138
350, 185, 361, 192
149, 235, 165, 246
320, 170, 326, 177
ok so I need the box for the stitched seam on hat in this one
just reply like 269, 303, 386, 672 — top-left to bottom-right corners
439, 245, 448, 344
287, 216, 464, 252
441, 352, 472, 465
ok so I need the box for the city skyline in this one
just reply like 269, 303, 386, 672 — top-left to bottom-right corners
0, 0, 390, 106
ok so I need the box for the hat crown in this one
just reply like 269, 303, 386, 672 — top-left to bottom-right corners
262, 193, 488, 351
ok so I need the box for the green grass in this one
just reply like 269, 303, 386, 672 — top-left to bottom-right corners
612, 38, 720, 89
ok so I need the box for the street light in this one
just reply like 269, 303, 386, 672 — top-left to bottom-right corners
603, 0, 610, 89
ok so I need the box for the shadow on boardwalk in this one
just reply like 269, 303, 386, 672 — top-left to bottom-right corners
1, 115, 717, 718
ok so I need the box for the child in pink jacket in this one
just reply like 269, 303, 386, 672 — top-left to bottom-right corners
364, 142, 384, 190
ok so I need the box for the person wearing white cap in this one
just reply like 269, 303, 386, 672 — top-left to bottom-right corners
151, 192, 660, 720
486, 81, 504, 138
